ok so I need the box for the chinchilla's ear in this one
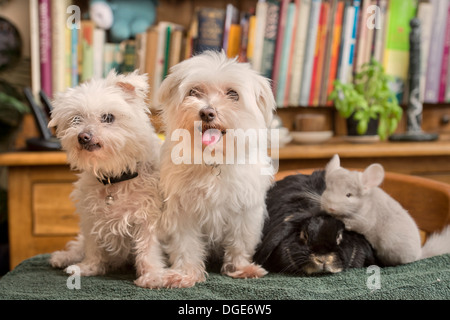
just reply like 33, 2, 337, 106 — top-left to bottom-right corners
361, 163, 385, 192
325, 154, 341, 174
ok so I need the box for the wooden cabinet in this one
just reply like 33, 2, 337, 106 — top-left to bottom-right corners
0, 152, 79, 269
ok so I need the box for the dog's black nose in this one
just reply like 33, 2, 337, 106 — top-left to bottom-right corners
199, 107, 216, 122
78, 132, 92, 145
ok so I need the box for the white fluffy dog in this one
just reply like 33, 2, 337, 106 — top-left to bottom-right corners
48, 71, 166, 288
156, 51, 276, 288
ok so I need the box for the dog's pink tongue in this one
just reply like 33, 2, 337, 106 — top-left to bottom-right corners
202, 129, 221, 146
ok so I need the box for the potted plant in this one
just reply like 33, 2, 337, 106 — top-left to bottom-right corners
328, 58, 403, 141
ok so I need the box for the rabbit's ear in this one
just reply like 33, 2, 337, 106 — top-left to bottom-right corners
254, 217, 297, 265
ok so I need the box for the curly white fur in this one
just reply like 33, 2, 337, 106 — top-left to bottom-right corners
156, 51, 276, 288
48, 70, 166, 288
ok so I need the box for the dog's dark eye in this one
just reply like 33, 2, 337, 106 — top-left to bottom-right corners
71, 115, 82, 126
189, 87, 202, 98
101, 113, 115, 124
346, 193, 352, 198
226, 89, 239, 101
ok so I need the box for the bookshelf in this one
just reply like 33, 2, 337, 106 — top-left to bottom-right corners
23, 0, 450, 138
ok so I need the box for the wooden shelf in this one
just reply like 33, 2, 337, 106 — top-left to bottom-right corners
276, 134, 450, 160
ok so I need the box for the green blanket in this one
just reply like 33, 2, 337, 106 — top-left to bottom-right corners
0, 254, 449, 300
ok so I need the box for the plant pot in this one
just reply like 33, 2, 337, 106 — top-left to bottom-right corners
346, 116, 379, 136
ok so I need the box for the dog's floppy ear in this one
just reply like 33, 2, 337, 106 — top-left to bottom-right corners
106, 70, 149, 102
157, 66, 185, 111
252, 73, 276, 127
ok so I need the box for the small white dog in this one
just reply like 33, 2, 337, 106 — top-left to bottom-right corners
156, 51, 276, 288
49, 71, 166, 288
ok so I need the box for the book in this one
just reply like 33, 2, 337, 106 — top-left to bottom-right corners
284, 0, 302, 107
38, 0, 52, 98
51, 0, 68, 95
152, 21, 184, 106
30, 0, 41, 97
238, 13, 251, 62
324, 0, 344, 106
289, 0, 312, 106
120, 40, 136, 73
65, 26, 72, 88
373, 0, 388, 64
246, 13, 257, 64
227, 24, 242, 58
223, 4, 240, 55
439, 4, 450, 102
309, 0, 330, 106
299, 0, 322, 106
168, 28, 184, 70
70, 24, 78, 86
194, 7, 226, 54
424, 0, 448, 103
347, 0, 361, 84
80, 20, 94, 82
383, 0, 418, 102
103, 42, 121, 77
252, 0, 269, 72
93, 28, 105, 79
145, 27, 158, 103
134, 31, 147, 74
272, 0, 290, 98
353, 0, 369, 74
275, 1, 297, 107
337, 0, 354, 83
417, 0, 433, 102
260, 0, 281, 79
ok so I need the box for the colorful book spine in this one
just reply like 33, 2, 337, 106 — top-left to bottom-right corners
195, 8, 226, 54
38, 0, 52, 97
238, 13, 250, 62
51, 0, 67, 95
246, 14, 257, 64
325, 0, 344, 106
80, 21, 94, 82
65, 26, 72, 88
134, 31, 147, 74
227, 24, 242, 58
424, 0, 447, 103
309, 1, 330, 106
417, 0, 433, 102
272, 0, 290, 98
276, 1, 297, 107
383, 0, 418, 102
121, 40, 136, 73
103, 43, 122, 77
223, 4, 239, 55
439, 4, 450, 102
252, 0, 269, 72
373, 0, 388, 64
337, 1, 354, 83
30, 0, 41, 97
299, 0, 322, 106
289, 0, 311, 106
71, 25, 78, 86
260, 0, 280, 79
347, 0, 360, 84
284, 0, 302, 107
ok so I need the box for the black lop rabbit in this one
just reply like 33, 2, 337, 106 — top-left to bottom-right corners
255, 170, 379, 275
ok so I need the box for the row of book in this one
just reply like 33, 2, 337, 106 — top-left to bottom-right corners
235, 0, 450, 107
31, 0, 450, 108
